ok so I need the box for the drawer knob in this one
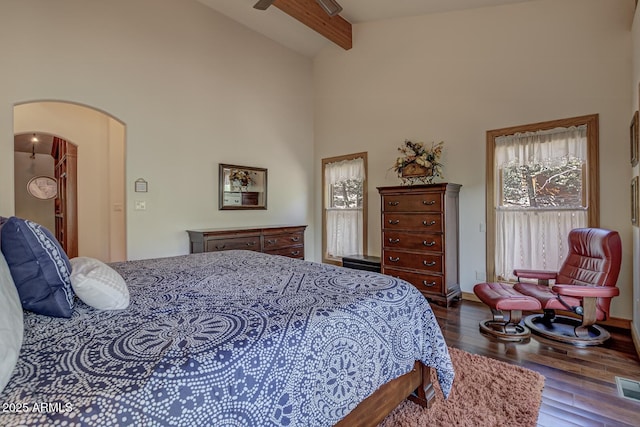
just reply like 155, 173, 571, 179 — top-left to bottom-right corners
423, 240, 436, 247
388, 256, 400, 262
388, 238, 400, 244
423, 200, 436, 205
423, 260, 436, 267
388, 201, 400, 206
423, 281, 436, 287
267, 239, 277, 245
291, 250, 300, 256
215, 244, 226, 250
246, 241, 256, 246
422, 220, 436, 226
291, 236, 300, 242
388, 219, 400, 225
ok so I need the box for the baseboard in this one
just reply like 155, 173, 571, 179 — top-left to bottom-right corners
461, 291, 631, 330
462, 291, 481, 303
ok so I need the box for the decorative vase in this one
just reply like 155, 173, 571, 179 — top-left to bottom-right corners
401, 163, 431, 178
400, 163, 435, 185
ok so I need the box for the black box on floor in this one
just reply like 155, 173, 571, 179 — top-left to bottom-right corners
341, 255, 381, 273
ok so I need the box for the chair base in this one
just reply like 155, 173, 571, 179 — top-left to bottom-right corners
524, 314, 611, 347
478, 319, 531, 342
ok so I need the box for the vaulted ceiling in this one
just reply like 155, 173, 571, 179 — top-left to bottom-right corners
196, 0, 536, 56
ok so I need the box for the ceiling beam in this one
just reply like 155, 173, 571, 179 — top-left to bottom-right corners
273, 0, 352, 50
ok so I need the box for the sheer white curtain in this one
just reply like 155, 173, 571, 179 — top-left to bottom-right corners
325, 158, 365, 258
494, 126, 588, 280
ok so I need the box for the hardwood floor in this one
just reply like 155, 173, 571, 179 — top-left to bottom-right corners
431, 300, 640, 427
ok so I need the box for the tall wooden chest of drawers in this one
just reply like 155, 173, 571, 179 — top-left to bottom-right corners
378, 184, 461, 306
187, 225, 306, 259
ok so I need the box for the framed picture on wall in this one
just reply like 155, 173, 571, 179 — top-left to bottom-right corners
631, 111, 639, 166
632, 176, 639, 226
218, 164, 267, 210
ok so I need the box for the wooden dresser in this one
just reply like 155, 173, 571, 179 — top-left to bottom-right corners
377, 184, 461, 306
187, 225, 306, 259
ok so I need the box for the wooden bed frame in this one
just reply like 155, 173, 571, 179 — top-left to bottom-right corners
335, 361, 435, 426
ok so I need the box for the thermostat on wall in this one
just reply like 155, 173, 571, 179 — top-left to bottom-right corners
134, 178, 148, 192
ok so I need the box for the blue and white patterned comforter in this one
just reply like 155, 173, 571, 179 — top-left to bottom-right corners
1, 250, 454, 426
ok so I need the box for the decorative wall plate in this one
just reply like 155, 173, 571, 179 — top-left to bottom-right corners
27, 176, 57, 200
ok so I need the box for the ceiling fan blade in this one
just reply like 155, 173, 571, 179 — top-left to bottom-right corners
315, 0, 342, 16
253, 0, 275, 10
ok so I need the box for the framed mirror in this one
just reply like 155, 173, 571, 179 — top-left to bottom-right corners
219, 164, 267, 210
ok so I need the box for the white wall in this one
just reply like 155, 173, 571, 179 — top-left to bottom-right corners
0, 0, 315, 261
108, 118, 126, 262
631, 1, 640, 342
313, 0, 635, 319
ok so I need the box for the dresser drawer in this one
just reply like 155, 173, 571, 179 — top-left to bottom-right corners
383, 231, 442, 252
205, 236, 260, 252
383, 250, 442, 273
263, 232, 304, 250
383, 267, 444, 295
382, 193, 442, 212
383, 213, 442, 232
264, 246, 304, 259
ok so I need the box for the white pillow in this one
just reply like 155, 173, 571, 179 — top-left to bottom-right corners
0, 250, 24, 393
70, 257, 130, 310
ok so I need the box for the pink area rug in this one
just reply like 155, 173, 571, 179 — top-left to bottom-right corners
379, 347, 545, 427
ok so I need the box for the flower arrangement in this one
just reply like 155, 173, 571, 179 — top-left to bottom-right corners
392, 139, 444, 185
229, 169, 255, 188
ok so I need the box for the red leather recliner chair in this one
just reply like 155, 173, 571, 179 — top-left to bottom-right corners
513, 228, 622, 346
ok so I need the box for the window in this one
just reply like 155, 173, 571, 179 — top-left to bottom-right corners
486, 115, 599, 281
322, 153, 368, 264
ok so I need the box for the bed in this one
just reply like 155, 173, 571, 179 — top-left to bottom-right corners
0, 247, 454, 426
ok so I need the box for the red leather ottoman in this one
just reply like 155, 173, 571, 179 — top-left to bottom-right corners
473, 282, 542, 341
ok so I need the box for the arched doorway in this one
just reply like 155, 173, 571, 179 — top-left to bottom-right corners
13, 101, 126, 262
14, 132, 78, 258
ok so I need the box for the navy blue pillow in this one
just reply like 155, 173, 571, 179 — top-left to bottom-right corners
0, 217, 74, 318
